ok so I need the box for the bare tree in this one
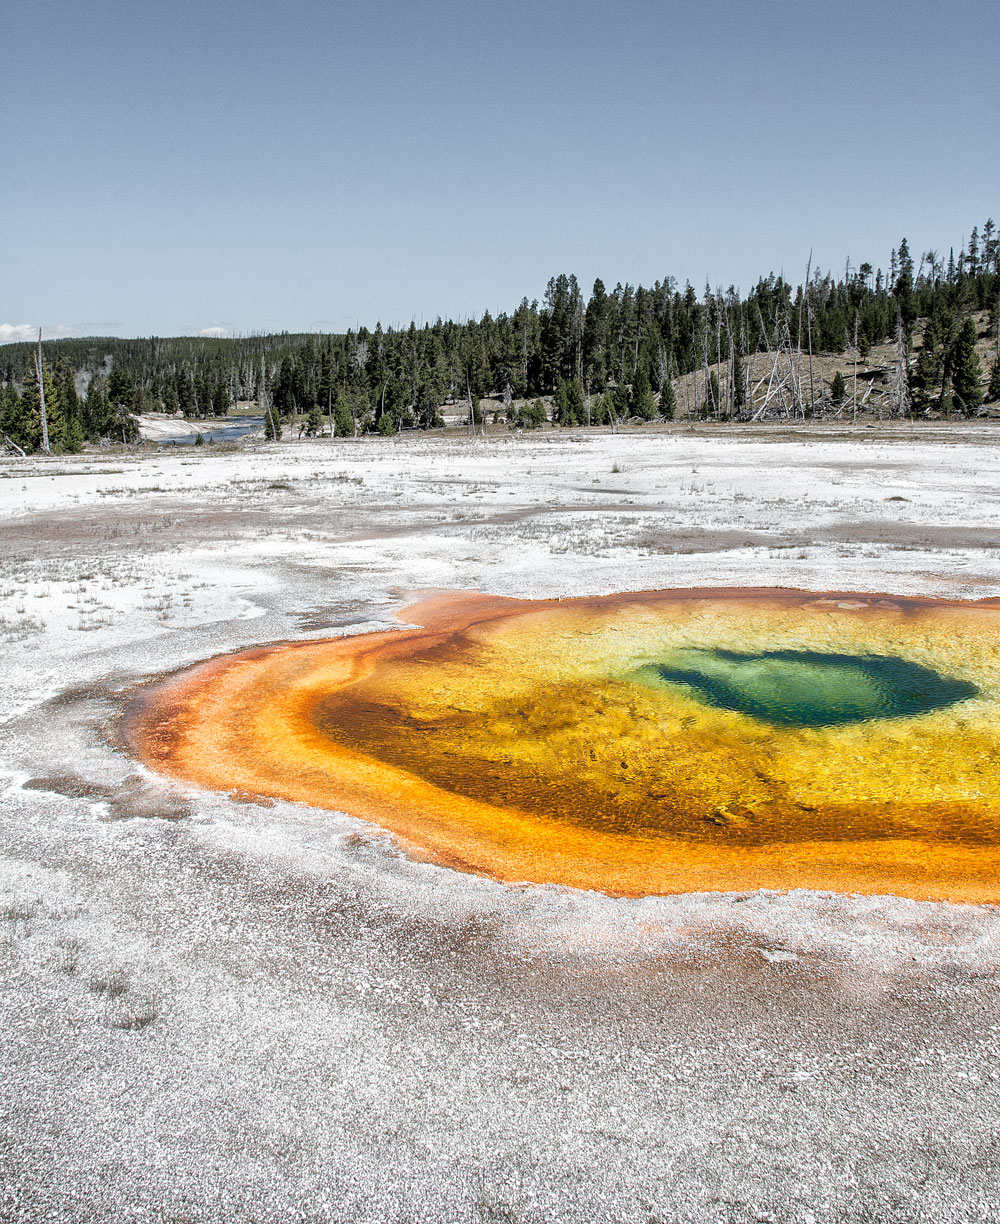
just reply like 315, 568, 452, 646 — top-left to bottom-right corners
890, 316, 912, 418
35, 329, 50, 454
351, 337, 369, 372
804, 254, 816, 413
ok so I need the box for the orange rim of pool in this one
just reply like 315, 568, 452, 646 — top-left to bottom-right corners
123, 588, 1000, 903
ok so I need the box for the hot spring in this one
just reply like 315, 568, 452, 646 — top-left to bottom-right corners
124, 588, 1000, 902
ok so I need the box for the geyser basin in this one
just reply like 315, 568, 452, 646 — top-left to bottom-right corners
124, 589, 1000, 902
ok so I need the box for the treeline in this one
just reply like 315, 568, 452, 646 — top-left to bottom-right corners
0, 356, 141, 455
2, 220, 999, 452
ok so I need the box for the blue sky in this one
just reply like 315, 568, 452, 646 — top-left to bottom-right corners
2, 0, 997, 340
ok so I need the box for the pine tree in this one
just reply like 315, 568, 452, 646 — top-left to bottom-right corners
272, 355, 296, 418
18, 369, 45, 451
212, 379, 230, 418
334, 389, 354, 436
305, 404, 323, 436
566, 377, 584, 425
177, 371, 195, 416
630, 366, 655, 420
53, 361, 83, 451
893, 238, 916, 336
913, 308, 949, 408
83, 383, 112, 440
830, 371, 846, 405
950, 318, 984, 412
1, 382, 39, 452
40, 367, 68, 451
659, 379, 677, 420
731, 349, 746, 414
107, 367, 135, 414
553, 378, 570, 424
162, 381, 180, 415
54, 357, 81, 445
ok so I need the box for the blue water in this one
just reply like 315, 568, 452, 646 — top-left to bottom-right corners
635, 648, 977, 728
156, 416, 262, 445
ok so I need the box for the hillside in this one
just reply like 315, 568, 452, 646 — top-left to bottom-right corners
2, 221, 999, 450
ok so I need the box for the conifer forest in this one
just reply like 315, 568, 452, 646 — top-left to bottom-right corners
2, 222, 999, 454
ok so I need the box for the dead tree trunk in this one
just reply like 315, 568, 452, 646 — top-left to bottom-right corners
805, 255, 816, 413
891, 317, 912, 419
36, 330, 50, 454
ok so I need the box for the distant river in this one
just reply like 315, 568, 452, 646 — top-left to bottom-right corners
149, 415, 263, 445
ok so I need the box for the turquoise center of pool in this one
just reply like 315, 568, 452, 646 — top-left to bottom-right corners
635, 649, 977, 728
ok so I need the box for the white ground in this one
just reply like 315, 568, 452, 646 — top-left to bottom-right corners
2, 424, 1000, 1223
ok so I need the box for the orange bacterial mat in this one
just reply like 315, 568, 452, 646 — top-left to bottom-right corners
124, 588, 1000, 901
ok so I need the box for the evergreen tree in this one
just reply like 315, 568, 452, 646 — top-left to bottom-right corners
731, 349, 746, 413
177, 371, 195, 416
212, 379, 230, 417
40, 366, 72, 451
107, 367, 135, 414
659, 379, 677, 420
893, 238, 917, 336
552, 377, 570, 424
272, 355, 296, 417
17, 370, 45, 451
630, 366, 655, 420
194, 367, 213, 418
950, 318, 984, 412
334, 389, 355, 436
305, 404, 323, 436
83, 383, 111, 439
54, 358, 81, 440
913, 310, 947, 407
566, 377, 585, 425
161, 380, 180, 415
1, 383, 38, 452
830, 371, 846, 405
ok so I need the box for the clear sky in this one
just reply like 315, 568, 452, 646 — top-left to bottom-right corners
2, 0, 997, 341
